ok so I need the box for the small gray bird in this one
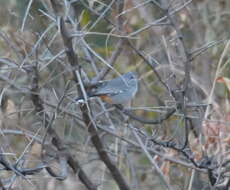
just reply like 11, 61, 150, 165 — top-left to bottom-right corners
77, 72, 138, 104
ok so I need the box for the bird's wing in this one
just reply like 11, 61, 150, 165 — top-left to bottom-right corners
89, 80, 122, 96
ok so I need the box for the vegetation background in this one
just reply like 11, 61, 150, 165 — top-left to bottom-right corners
0, 0, 229, 189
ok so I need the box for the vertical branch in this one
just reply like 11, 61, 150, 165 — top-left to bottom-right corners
164, 2, 193, 148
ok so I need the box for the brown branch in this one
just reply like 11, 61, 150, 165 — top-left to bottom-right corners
116, 105, 176, 125
126, 40, 170, 92
59, 16, 130, 190
94, 39, 124, 82
164, 1, 194, 149
0, 153, 25, 178
29, 61, 96, 189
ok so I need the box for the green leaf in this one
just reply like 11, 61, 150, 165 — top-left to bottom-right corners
80, 10, 90, 28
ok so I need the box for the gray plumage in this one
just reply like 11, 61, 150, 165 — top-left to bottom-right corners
88, 72, 138, 104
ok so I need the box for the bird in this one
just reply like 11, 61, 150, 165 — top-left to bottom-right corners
76, 72, 138, 104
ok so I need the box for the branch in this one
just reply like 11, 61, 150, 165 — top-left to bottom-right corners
29, 60, 96, 189
116, 105, 176, 124
59, 16, 130, 190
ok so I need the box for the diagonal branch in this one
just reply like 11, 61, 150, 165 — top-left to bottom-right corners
59, 16, 130, 190
29, 60, 96, 189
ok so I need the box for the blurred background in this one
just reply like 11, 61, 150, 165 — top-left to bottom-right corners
0, 0, 230, 189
